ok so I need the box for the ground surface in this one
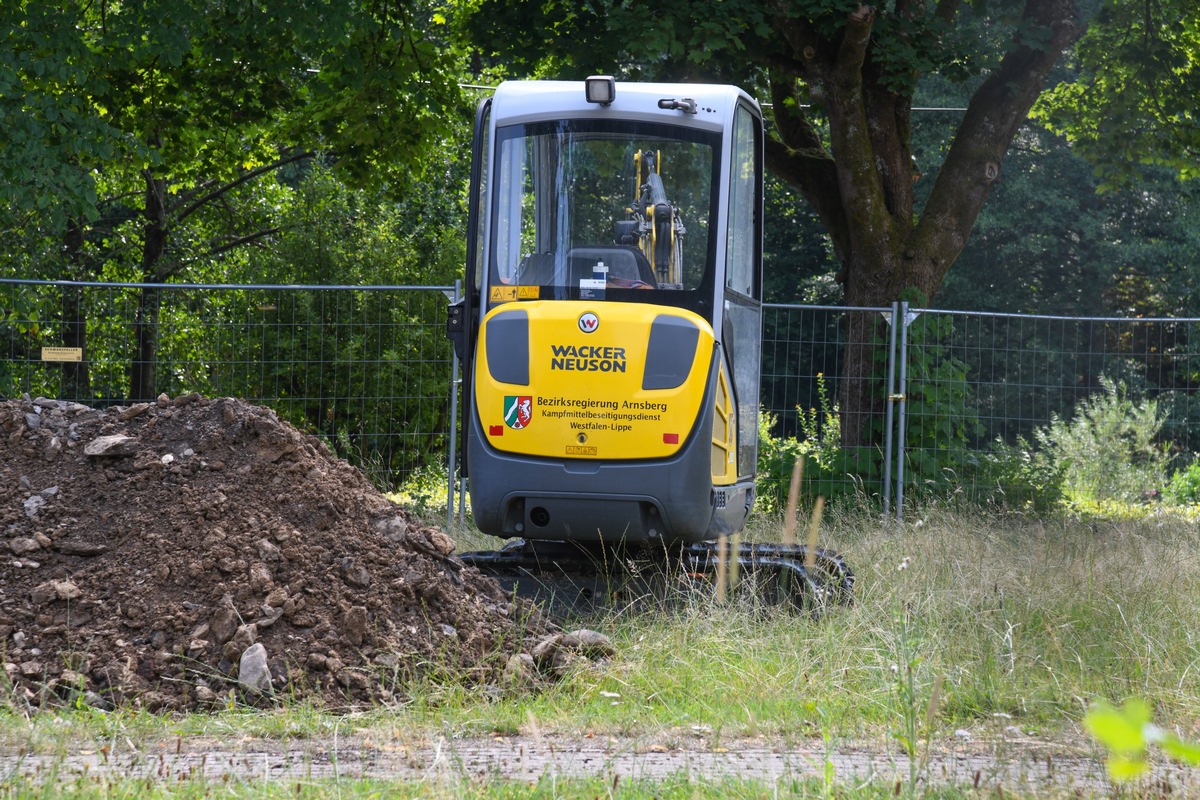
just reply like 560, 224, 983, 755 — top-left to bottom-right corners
2, 731, 1195, 794
1, 394, 559, 712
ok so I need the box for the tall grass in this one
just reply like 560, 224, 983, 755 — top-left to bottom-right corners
481, 506, 1200, 743
4, 507, 1200, 796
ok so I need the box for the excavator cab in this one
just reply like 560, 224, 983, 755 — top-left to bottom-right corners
449, 78, 764, 546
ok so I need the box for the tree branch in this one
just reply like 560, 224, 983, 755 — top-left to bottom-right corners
207, 227, 282, 258
768, 76, 824, 157
172, 149, 314, 224
765, 74, 850, 264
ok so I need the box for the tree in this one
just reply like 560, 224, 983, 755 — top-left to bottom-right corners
226, 159, 469, 485
1036, 0, 1200, 191
461, 0, 1086, 445
2, 0, 464, 400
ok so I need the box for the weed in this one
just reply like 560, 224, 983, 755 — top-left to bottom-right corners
797, 372, 841, 472
1038, 375, 1170, 504
1164, 459, 1200, 504
390, 461, 456, 516
889, 607, 944, 798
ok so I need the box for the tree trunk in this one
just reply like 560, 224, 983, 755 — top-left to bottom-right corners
131, 286, 162, 402
764, 0, 1084, 457
837, 249, 920, 452
130, 169, 169, 402
61, 219, 91, 400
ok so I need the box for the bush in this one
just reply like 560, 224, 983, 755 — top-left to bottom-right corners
795, 372, 840, 472
897, 312, 984, 497
756, 408, 805, 515
972, 434, 1066, 513
391, 462, 453, 516
756, 400, 877, 512
1037, 376, 1170, 505
1165, 461, 1200, 505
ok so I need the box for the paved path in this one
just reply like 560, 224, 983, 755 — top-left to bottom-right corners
3, 734, 1197, 793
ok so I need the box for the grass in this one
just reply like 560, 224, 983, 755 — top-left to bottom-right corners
4, 504, 1200, 797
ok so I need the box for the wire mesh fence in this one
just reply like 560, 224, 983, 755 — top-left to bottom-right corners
0, 279, 456, 492
6, 279, 1199, 514
763, 303, 1200, 513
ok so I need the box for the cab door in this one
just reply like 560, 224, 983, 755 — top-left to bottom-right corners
721, 101, 764, 482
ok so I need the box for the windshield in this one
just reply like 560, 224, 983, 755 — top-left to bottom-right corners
490, 119, 719, 312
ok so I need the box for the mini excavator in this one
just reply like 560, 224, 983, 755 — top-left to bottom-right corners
446, 77, 852, 612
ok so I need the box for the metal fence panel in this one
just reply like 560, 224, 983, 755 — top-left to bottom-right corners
761, 304, 894, 503
8, 280, 1200, 513
899, 308, 1200, 509
763, 303, 1200, 512
1, 280, 454, 492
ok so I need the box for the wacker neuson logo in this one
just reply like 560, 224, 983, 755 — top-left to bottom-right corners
549, 344, 627, 373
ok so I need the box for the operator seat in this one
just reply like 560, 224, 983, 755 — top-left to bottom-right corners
567, 246, 656, 288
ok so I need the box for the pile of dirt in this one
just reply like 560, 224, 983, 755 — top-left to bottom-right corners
0, 394, 589, 712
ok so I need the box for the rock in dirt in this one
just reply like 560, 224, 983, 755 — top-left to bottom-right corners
238, 643, 272, 695
82, 434, 137, 457
0, 394, 566, 712
531, 630, 616, 677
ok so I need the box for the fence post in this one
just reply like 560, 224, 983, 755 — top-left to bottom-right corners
895, 301, 912, 524
883, 301, 900, 516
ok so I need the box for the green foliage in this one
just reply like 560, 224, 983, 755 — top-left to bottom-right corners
888, 610, 942, 798
756, 400, 875, 510
971, 435, 1065, 513
1037, 376, 1170, 505
1, 0, 466, 226
222, 161, 465, 486
796, 373, 841, 472
755, 408, 804, 515
2, 0, 471, 405
965, 376, 1176, 514
1085, 698, 1200, 782
894, 312, 984, 496
464, 0, 995, 91
793, 373, 881, 501
1164, 461, 1200, 505
1036, 0, 1200, 190
391, 462, 454, 517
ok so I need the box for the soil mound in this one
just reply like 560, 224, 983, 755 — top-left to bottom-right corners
0, 394, 560, 711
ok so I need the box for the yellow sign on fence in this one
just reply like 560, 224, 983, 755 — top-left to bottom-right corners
41, 347, 83, 362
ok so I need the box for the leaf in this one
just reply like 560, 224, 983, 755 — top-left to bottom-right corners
1105, 753, 1149, 782
1161, 735, 1200, 766
1083, 699, 1150, 755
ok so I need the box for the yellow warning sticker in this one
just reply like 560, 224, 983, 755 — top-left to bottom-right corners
565, 445, 598, 456
489, 285, 540, 303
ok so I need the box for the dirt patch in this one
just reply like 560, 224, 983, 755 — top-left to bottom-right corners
0, 394, 568, 712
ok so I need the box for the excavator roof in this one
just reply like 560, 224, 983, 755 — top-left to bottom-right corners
490, 79, 757, 132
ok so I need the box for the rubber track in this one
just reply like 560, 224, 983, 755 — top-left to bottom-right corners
460, 538, 854, 616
